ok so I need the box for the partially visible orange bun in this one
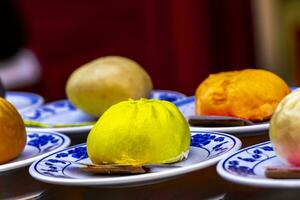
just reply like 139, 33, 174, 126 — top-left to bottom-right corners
195, 69, 290, 121
0, 97, 26, 164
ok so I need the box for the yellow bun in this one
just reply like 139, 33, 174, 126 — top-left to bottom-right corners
66, 56, 153, 117
195, 69, 290, 121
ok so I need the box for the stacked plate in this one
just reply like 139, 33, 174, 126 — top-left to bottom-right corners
0, 92, 71, 175
3, 90, 297, 189
1, 90, 189, 175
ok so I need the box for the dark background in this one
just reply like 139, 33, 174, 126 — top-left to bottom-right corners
2, 0, 255, 100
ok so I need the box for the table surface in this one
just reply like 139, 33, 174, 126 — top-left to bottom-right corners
2, 133, 300, 200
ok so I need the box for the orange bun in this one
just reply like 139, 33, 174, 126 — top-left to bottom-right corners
195, 69, 290, 121
0, 97, 26, 164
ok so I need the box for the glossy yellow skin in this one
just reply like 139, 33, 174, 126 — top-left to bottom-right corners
66, 56, 153, 117
0, 97, 26, 164
87, 99, 190, 165
195, 69, 290, 121
270, 89, 300, 166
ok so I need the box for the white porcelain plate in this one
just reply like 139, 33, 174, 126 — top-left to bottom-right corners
217, 141, 300, 188
174, 96, 269, 135
29, 130, 241, 187
22, 90, 187, 135
6, 92, 44, 112
0, 130, 70, 173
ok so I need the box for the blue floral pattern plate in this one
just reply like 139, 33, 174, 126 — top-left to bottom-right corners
174, 96, 269, 135
6, 92, 44, 112
217, 141, 300, 188
0, 130, 70, 173
29, 130, 241, 187
149, 90, 186, 102
22, 90, 186, 135
21, 99, 95, 135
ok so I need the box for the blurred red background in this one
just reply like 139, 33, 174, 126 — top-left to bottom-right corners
14, 0, 255, 100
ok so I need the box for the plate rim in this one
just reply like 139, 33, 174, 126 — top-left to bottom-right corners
150, 89, 187, 98
21, 99, 94, 134
217, 141, 300, 188
29, 130, 241, 186
0, 129, 71, 173
6, 91, 45, 112
26, 126, 94, 134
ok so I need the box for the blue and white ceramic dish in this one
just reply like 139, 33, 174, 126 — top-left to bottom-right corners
21, 99, 95, 135
174, 96, 196, 117
174, 96, 269, 135
217, 141, 300, 188
149, 90, 186, 102
29, 129, 241, 187
22, 90, 186, 135
0, 130, 70, 173
6, 92, 44, 112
